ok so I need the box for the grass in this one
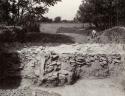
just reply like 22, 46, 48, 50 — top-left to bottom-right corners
40, 23, 83, 34
23, 32, 75, 44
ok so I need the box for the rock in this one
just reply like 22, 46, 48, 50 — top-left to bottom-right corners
100, 60, 107, 66
28, 60, 35, 67
54, 65, 61, 71
91, 61, 101, 70
70, 63, 76, 67
86, 62, 91, 66
50, 61, 57, 66
76, 60, 86, 65
75, 56, 85, 62
76, 56, 83, 60
50, 52, 59, 61
89, 56, 95, 62
46, 66, 54, 73
61, 62, 72, 71
70, 59, 76, 63
34, 68, 40, 76
65, 72, 74, 84
85, 58, 90, 63
59, 70, 71, 75
58, 74, 67, 85
94, 55, 98, 59
107, 56, 112, 63
45, 72, 58, 80
57, 61, 61, 66
112, 54, 121, 59
39, 56, 46, 76
70, 59, 76, 67
99, 56, 107, 61
113, 59, 121, 63
52, 55, 59, 60
51, 51, 56, 55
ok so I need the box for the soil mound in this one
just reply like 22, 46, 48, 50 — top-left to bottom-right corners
99, 26, 125, 43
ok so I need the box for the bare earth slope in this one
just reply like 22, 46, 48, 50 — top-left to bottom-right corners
33, 78, 125, 96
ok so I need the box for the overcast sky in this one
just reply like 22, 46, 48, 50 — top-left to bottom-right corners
44, 0, 82, 20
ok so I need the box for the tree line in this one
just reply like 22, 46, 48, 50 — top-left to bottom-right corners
41, 16, 75, 23
0, 0, 61, 26
0, 0, 62, 42
76, 0, 125, 29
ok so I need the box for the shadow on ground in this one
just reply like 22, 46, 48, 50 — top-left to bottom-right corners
0, 32, 75, 47
57, 27, 98, 36
22, 33, 75, 44
0, 45, 22, 89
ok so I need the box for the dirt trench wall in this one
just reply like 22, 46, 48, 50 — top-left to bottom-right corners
18, 49, 124, 87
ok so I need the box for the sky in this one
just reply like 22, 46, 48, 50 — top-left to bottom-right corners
44, 0, 82, 20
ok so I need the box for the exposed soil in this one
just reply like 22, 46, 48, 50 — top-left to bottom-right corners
32, 78, 125, 96
0, 26, 125, 96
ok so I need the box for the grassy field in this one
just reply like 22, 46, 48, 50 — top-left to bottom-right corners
39, 23, 95, 44
40, 23, 83, 34
40, 23, 125, 44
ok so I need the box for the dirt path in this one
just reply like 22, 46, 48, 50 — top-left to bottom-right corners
32, 78, 125, 96
58, 32, 100, 44
58, 33, 91, 43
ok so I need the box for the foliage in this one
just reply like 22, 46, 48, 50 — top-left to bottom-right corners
40, 17, 53, 23
0, 0, 11, 24
76, 0, 125, 29
54, 16, 61, 23
0, 0, 61, 25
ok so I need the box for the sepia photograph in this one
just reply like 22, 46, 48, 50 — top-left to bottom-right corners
0, 0, 125, 96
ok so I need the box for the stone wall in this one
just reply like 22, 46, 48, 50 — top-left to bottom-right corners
1, 44, 124, 87
18, 49, 124, 87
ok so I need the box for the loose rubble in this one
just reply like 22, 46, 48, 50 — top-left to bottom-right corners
0, 87, 61, 96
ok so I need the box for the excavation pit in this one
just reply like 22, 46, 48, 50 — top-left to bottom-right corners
3, 44, 125, 87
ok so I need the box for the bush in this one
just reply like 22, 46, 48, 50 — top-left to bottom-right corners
23, 22, 40, 33
0, 26, 26, 42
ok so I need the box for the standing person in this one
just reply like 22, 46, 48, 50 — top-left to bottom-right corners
91, 29, 97, 39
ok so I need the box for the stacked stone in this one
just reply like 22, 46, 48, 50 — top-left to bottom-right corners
37, 53, 123, 87
17, 47, 46, 79
11, 47, 123, 87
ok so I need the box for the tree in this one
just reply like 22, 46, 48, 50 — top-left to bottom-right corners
0, 0, 11, 24
76, 0, 125, 29
41, 17, 53, 23
54, 16, 61, 23
0, 0, 61, 25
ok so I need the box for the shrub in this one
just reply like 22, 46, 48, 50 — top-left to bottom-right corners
0, 26, 26, 42
23, 21, 40, 33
